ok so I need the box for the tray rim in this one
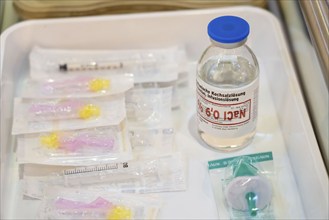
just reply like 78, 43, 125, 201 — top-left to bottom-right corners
1, 6, 328, 219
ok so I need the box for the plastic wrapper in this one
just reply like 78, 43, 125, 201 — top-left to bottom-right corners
208, 152, 275, 219
16, 123, 132, 166
29, 46, 186, 84
12, 94, 126, 135
128, 127, 175, 159
21, 153, 186, 199
21, 73, 133, 98
28, 45, 189, 108
125, 87, 173, 127
125, 86, 175, 158
38, 188, 161, 219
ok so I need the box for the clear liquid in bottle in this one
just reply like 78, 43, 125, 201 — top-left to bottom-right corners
196, 16, 259, 151
198, 56, 258, 151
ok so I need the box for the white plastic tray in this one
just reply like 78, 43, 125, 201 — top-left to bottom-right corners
1, 6, 328, 219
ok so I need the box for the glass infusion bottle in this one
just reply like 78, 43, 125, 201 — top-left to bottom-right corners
196, 16, 259, 151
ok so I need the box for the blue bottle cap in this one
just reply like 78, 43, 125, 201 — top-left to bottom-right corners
207, 16, 250, 44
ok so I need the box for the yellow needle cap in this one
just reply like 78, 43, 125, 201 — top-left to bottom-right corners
78, 104, 100, 119
40, 132, 60, 149
89, 78, 110, 92
107, 206, 132, 220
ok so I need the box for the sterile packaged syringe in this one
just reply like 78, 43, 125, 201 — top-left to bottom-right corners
29, 45, 189, 108
21, 153, 187, 199
29, 46, 185, 83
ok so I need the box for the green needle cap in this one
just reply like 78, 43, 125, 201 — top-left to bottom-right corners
245, 192, 258, 216
231, 157, 259, 216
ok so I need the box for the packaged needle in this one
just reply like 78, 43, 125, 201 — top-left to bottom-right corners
208, 152, 275, 219
17, 124, 132, 166
38, 187, 162, 220
12, 94, 126, 135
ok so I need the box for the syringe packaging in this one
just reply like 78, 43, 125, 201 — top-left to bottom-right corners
38, 187, 162, 219
21, 153, 186, 199
29, 45, 188, 109
29, 46, 185, 83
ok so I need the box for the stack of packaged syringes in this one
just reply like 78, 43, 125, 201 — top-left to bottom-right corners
11, 46, 189, 219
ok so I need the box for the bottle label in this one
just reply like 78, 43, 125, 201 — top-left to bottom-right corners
196, 77, 259, 138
